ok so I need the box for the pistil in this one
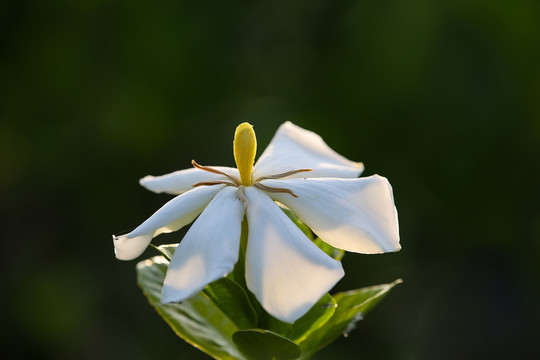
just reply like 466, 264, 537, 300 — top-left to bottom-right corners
233, 123, 257, 186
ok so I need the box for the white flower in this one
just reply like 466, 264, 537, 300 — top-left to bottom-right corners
113, 122, 400, 323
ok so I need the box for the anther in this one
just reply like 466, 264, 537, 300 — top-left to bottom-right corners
254, 168, 312, 182
254, 182, 299, 198
192, 160, 241, 186
192, 180, 238, 188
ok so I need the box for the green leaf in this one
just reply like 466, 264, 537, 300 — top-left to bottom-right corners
233, 329, 302, 360
136, 256, 247, 360
278, 204, 344, 261
286, 293, 336, 343
278, 204, 314, 240
143, 245, 401, 360
203, 278, 259, 329
155, 243, 178, 260
334, 279, 402, 318
312, 238, 345, 261
239, 294, 336, 354
326, 279, 403, 341
156, 242, 259, 328
297, 279, 402, 359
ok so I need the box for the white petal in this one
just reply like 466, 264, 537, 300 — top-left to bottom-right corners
161, 187, 245, 303
112, 233, 153, 262
253, 122, 364, 180
244, 187, 344, 323
113, 185, 223, 260
140, 167, 240, 194
263, 177, 400, 254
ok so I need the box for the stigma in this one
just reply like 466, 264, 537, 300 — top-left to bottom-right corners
233, 122, 257, 186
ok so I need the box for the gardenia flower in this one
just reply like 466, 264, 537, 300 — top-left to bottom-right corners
113, 122, 400, 323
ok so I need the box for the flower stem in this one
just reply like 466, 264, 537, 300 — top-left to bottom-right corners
231, 216, 249, 289
239, 216, 248, 262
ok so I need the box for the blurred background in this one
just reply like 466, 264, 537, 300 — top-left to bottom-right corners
1, 0, 539, 359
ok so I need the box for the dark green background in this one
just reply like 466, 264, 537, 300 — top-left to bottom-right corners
2, 0, 539, 359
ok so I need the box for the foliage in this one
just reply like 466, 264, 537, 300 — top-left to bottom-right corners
137, 244, 401, 360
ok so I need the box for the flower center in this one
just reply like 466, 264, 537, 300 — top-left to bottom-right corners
234, 122, 257, 186
191, 123, 312, 209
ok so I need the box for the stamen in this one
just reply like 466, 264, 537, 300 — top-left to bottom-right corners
237, 185, 249, 210
192, 160, 240, 186
254, 168, 312, 182
192, 180, 238, 188
254, 182, 299, 198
